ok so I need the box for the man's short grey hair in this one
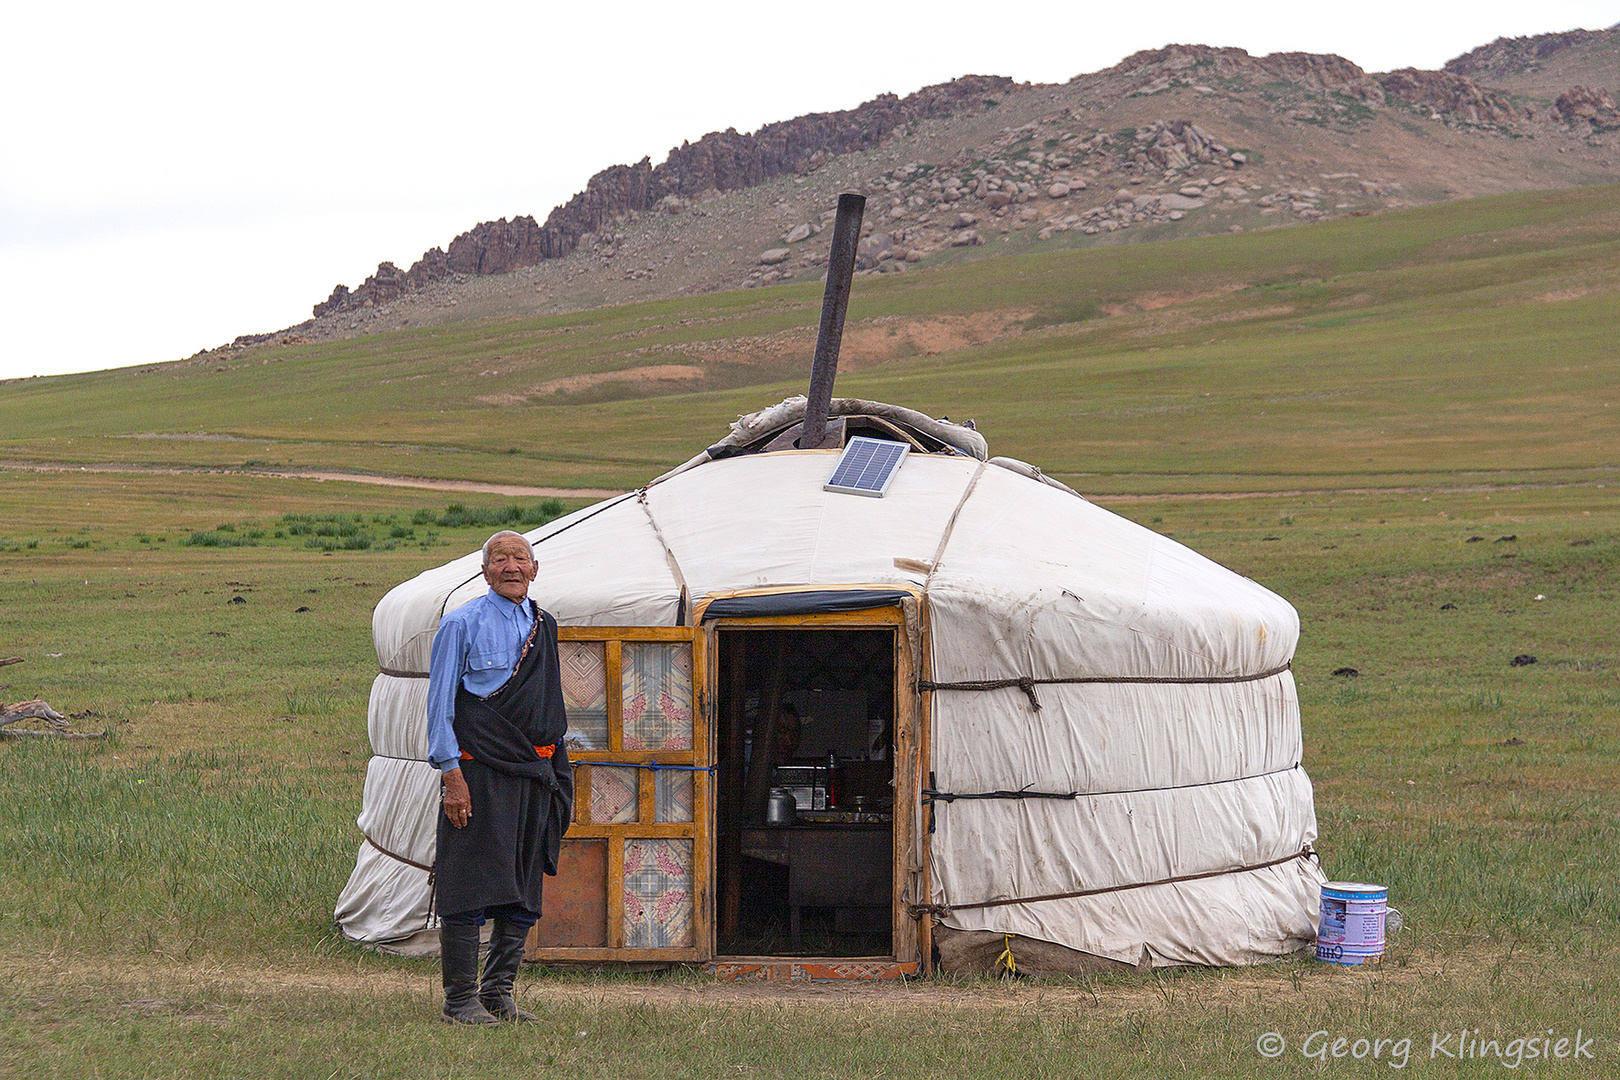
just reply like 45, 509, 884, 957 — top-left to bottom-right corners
481, 530, 535, 567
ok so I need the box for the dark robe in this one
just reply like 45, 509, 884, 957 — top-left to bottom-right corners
435, 604, 573, 917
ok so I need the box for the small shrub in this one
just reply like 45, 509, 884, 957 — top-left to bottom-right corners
184, 531, 257, 548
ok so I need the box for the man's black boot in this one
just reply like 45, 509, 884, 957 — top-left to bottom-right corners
440, 924, 499, 1024
479, 920, 537, 1022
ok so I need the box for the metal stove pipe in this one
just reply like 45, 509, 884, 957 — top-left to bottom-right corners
800, 192, 866, 449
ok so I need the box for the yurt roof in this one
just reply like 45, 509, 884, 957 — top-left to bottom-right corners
373, 398, 1297, 681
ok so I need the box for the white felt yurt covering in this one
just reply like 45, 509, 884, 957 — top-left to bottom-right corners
335, 398, 1323, 967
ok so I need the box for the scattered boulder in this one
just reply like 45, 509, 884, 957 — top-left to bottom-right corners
1554, 85, 1620, 128
952, 212, 979, 229
950, 230, 983, 247
758, 248, 792, 265
1379, 68, 1517, 125
856, 232, 896, 268
1047, 182, 1071, 198
1137, 193, 1203, 212
784, 223, 813, 243
985, 192, 1012, 209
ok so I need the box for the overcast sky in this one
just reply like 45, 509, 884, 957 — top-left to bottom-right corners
3, 1, 1615, 380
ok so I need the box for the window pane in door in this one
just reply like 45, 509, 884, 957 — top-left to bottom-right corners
654, 768, 694, 823
622, 838, 694, 947
621, 642, 693, 751
559, 640, 608, 751
530, 840, 608, 948
588, 765, 639, 824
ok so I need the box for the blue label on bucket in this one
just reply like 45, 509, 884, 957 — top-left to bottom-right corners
1317, 941, 1384, 965
1322, 881, 1388, 903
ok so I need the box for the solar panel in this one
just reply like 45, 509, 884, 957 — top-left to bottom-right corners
824, 436, 910, 497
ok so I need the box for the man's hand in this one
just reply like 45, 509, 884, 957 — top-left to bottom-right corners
442, 767, 472, 828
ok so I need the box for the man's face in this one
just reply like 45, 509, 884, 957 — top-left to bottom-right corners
483, 537, 537, 602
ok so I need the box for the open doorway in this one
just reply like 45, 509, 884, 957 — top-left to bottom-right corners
715, 626, 896, 957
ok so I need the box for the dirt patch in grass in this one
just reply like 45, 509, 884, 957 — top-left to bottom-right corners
18, 936, 1500, 1015
1100, 283, 1253, 315
493, 364, 708, 402
1531, 285, 1619, 303
838, 311, 1030, 364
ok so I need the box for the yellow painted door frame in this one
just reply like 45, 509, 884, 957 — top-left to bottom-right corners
702, 604, 926, 966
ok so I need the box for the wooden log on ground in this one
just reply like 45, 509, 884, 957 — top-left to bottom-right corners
0, 656, 23, 668
1, 699, 68, 728
0, 699, 102, 738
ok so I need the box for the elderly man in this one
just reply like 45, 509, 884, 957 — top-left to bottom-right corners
428, 529, 572, 1024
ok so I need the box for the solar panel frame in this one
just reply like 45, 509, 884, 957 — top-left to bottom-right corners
823, 436, 910, 498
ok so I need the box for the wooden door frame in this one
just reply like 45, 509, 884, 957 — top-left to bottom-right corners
702, 600, 926, 966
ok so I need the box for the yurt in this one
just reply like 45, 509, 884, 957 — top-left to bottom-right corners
335, 394, 1324, 976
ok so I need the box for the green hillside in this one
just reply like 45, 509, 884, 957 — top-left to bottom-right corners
4, 184, 1618, 494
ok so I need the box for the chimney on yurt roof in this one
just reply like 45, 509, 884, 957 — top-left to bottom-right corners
798, 192, 865, 451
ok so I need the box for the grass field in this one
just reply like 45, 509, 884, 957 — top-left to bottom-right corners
2, 188, 1618, 1077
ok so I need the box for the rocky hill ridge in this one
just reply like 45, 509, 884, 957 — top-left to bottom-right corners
309, 76, 1018, 317
229, 27, 1620, 350
1445, 24, 1619, 82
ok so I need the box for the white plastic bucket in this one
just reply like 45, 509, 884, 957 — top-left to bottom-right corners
1316, 881, 1387, 965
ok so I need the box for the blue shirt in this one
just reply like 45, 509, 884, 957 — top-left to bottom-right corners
427, 589, 536, 773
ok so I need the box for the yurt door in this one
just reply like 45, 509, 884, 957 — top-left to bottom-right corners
524, 626, 712, 963
706, 604, 923, 970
